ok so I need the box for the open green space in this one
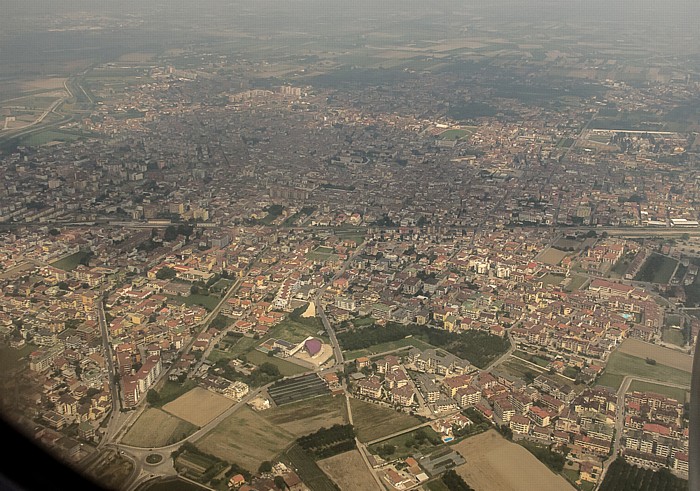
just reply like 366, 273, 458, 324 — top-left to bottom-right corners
0, 343, 34, 372
628, 380, 688, 403
597, 351, 691, 390
634, 253, 677, 284
565, 275, 588, 292
22, 129, 84, 147
599, 456, 688, 491
270, 307, 325, 343
349, 398, 422, 442
369, 427, 444, 459
661, 327, 685, 347
344, 336, 435, 360
350, 316, 375, 328
166, 293, 221, 311
438, 128, 473, 140
246, 349, 307, 376
50, 251, 91, 271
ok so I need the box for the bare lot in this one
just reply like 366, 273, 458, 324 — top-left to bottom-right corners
121, 408, 197, 448
317, 450, 377, 491
538, 247, 569, 265
453, 430, 575, 491
162, 387, 234, 427
263, 395, 345, 435
618, 338, 693, 372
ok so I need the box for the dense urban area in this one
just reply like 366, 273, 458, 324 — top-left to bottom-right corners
1, 2, 699, 491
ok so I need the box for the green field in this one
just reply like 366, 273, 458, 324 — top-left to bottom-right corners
151, 380, 197, 407
349, 398, 422, 442
565, 275, 588, 292
0, 343, 34, 372
661, 328, 685, 347
166, 293, 221, 311
22, 129, 83, 147
343, 337, 435, 360
270, 311, 324, 343
438, 128, 474, 140
634, 253, 678, 284
368, 427, 443, 459
50, 251, 91, 271
426, 480, 451, 491
628, 380, 689, 403
246, 349, 308, 376
596, 351, 691, 390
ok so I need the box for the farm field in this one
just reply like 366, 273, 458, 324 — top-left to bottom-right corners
261, 395, 345, 435
452, 430, 575, 491
121, 408, 197, 448
281, 444, 338, 491
162, 387, 234, 427
317, 450, 378, 491
196, 395, 344, 472
196, 406, 295, 472
617, 338, 693, 372
349, 398, 422, 442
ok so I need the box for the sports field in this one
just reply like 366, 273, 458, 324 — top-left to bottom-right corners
121, 408, 197, 447
538, 247, 568, 265
453, 430, 575, 491
162, 387, 234, 426
596, 349, 691, 390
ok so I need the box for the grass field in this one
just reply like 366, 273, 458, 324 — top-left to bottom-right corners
121, 408, 197, 447
152, 380, 197, 407
596, 350, 691, 390
368, 427, 443, 459
317, 450, 378, 491
349, 398, 422, 442
634, 253, 677, 284
437, 128, 474, 140
538, 247, 569, 265
270, 313, 324, 344
564, 274, 589, 291
628, 380, 689, 403
453, 430, 575, 491
617, 338, 693, 372
50, 251, 91, 271
661, 328, 685, 347
22, 129, 83, 147
162, 387, 234, 427
343, 337, 434, 360
246, 349, 308, 376
0, 343, 34, 372
166, 293, 221, 311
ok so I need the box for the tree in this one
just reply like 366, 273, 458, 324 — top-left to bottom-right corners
156, 266, 177, 280
164, 225, 178, 242
258, 461, 272, 473
146, 389, 160, 405
274, 476, 286, 490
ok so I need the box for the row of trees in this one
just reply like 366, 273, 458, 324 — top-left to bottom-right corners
297, 424, 356, 459
600, 458, 688, 491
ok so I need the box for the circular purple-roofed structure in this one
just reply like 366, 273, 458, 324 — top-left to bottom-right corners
304, 338, 322, 357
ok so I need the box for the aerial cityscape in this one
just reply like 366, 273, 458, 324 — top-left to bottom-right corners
0, 1, 698, 490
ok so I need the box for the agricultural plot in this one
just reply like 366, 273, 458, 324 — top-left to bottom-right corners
349, 398, 422, 442
281, 444, 338, 491
121, 408, 197, 448
162, 387, 234, 427
262, 395, 345, 436
267, 374, 330, 406
317, 450, 378, 491
452, 430, 575, 491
